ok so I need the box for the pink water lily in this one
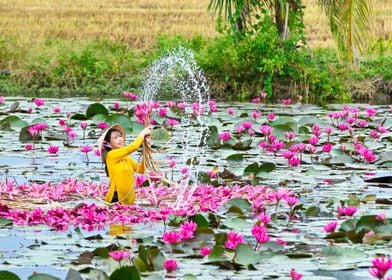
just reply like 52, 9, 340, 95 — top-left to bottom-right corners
200, 247, 212, 257
162, 231, 181, 244
164, 259, 178, 273
218, 132, 231, 142
47, 145, 59, 155
109, 250, 131, 267
34, 98, 45, 107
123, 91, 138, 100
369, 256, 392, 279
290, 269, 303, 280
323, 221, 338, 233
225, 231, 244, 250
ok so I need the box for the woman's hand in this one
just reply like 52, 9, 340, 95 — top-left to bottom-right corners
139, 126, 153, 138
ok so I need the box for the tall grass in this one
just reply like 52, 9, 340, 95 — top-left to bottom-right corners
0, 0, 390, 50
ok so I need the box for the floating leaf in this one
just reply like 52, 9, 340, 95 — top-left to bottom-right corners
0, 271, 21, 280
135, 245, 165, 272
376, 152, 392, 165
86, 103, 109, 118
207, 246, 226, 262
109, 266, 140, 280
28, 274, 60, 280
151, 127, 170, 142
107, 114, 134, 133
0, 218, 13, 227
226, 153, 244, 162
190, 214, 209, 227
65, 269, 82, 280
305, 206, 320, 217
235, 244, 262, 266
222, 198, 251, 213
70, 113, 87, 120
232, 139, 252, 151
323, 246, 366, 264
0, 116, 28, 130
244, 162, 275, 175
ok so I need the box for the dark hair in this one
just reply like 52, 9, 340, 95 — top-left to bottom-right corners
102, 128, 121, 176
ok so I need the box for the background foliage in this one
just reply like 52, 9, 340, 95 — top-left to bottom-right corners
0, 0, 390, 102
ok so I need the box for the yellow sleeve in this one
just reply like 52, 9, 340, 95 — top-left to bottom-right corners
130, 157, 145, 174
107, 135, 144, 161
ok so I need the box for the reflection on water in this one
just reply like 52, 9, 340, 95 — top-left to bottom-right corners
109, 224, 132, 236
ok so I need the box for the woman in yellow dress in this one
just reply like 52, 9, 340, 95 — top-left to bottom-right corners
98, 124, 152, 204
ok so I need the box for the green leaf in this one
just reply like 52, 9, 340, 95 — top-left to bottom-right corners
222, 198, 251, 213
151, 127, 170, 142
377, 151, 392, 164
19, 125, 38, 142
28, 274, 60, 280
107, 114, 134, 133
226, 153, 244, 162
208, 246, 226, 262
0, 271, 21, 280
0, 218, 13, 226
361, 194, 377, 203
244, 162, 275, 175
305, 206, 320, 217
235, 244, 261, 266
232, 139, 252, 151
190, 214, 209, 227
323, 246, 366, 264
135, 245, 165, 271
356, 216, 392, 234
109, 266, 140, 280
329, 154, 353, 164
86, 103, 109, 118
70, 113, 87, 120
183, 274, 198, 280
0, 116, 28, 130
223, 217, 249, 229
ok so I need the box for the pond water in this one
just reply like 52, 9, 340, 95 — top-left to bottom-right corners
0, 97, 391, 279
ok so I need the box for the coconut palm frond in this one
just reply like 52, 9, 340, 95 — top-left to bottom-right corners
318, 0, 373, 65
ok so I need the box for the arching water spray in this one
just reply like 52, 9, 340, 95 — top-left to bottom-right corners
141, 47, 210, 209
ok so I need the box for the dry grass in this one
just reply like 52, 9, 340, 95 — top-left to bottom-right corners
0, 0, 390, 50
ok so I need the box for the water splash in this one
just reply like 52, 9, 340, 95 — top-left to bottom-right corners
141, 47, 210, 209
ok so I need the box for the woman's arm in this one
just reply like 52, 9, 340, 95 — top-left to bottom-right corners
107, 135, 144, 161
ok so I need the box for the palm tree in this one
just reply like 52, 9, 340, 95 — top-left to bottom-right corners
207, 0, 263, 34
318, 0, 373, 67
208, 0, 373, 66
207, 0, 301, 37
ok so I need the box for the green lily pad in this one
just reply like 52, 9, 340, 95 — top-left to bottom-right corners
0, 218, 13, 226
28, 274, 60, 280
151, 127, 170, 142
86, 103, 109, 118
235, 244, 262, 266
109, 266, 140, 280
0, 116, 28, 130
107, 114, 134, 133
305, 206, 320, 217
0, 271, 21, 280
323, 246, 366, 264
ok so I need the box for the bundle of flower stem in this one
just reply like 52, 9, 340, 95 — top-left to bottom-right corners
142, 107, 161, 180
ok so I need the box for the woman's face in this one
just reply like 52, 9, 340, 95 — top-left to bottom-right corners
108, 131, 124, 149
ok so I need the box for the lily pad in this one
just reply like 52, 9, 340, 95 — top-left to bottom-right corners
28, 274, 60, 280
109, 266, 140, 280
0, 271, 21, 280
323, 246, 366, 265
86, 103, 109, 118
0, 116, 28, 130
235, 244, 262, 266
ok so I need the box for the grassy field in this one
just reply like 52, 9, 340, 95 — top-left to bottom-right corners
0, 0, 390, 50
